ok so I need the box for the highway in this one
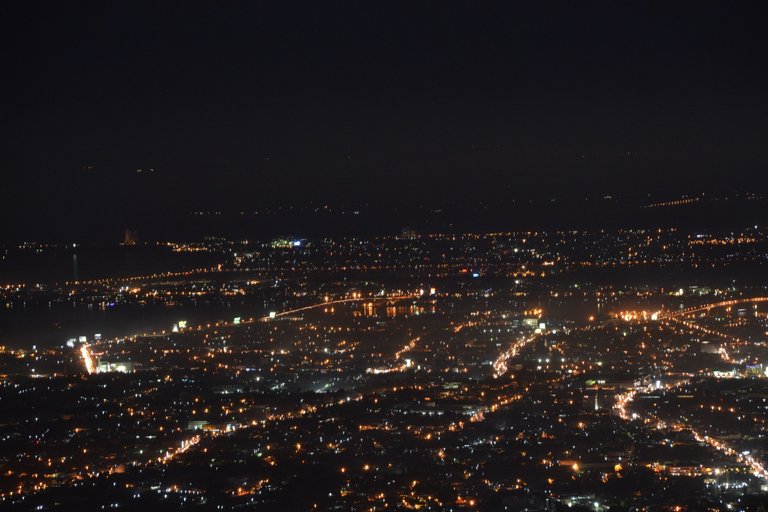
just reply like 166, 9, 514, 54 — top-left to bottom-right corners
663, 296, 768, 319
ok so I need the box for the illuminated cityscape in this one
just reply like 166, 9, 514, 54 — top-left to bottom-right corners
4, 3, 768, 511
3, 227, 768, 510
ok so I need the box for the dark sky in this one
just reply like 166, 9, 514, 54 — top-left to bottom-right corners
2, 2, 767, 240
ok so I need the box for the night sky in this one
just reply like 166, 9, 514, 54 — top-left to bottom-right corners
3, 3, 767, 240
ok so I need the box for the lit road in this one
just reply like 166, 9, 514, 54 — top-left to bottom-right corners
614, 380, 768, 481
366, 336, 421, 375
252, 294, 417, 323
663, 296, 768, 319
656, 296, 768, 367
492, 333, 539, 378
614, 298, 768, 481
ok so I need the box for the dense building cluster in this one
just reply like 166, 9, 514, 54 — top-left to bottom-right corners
1, 228, 768, 510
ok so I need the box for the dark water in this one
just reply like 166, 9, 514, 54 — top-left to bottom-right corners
0, 244, 221, 284
0, 244, 233, 348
